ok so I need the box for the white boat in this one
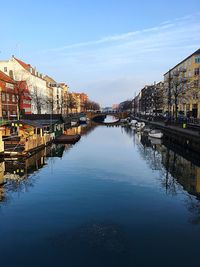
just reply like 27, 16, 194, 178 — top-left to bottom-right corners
148, 129, 163, 139
130, 119, 138, 126
71, 121, 77, 126
79, 116, 87, 123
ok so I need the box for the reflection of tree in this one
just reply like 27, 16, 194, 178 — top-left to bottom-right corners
135, 131, 200, 224
80, 122, 97, 137
160, 148, 180, 196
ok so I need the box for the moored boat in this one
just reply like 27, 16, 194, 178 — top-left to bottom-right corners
148, 129, 163, 139
79, 116, 87, 124
71, 121, 78, 126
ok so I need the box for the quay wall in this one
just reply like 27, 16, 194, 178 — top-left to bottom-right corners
136, 118, 200, 154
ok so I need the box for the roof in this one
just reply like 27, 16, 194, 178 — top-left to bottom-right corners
0, 70, 15, 84
44, 75, 57, 84
22, 114, 64, 123
164, 48, 200, 75
13, 57, 44, 79
14, 57, 31, 71
20, 120, 43, 128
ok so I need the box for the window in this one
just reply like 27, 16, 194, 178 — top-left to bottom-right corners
6, 93, 10, 101
12, 110, 16, 115
4, 67, 7, 72
2, 93, 6, 101
9, 70, 14, 79
194, 68, 200, 76
12, 95, 16, 102
195, 57, 200, 64
2, 110, 7, 116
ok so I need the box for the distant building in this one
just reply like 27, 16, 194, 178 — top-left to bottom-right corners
140, 85, 154, 115
112, 104, 119, 110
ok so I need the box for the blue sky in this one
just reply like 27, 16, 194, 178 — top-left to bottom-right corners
1, 0, 200, 106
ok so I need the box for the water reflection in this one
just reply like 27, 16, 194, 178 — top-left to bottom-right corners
104, 115, 119, 123
0, 124, 99, 203
1, 124, 200, 266
1, 124, 200, 207
126, 128, 200, 225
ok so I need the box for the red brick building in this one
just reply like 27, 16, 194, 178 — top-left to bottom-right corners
16, 81, 31, 115
0, 71, 31, 120
0, 70, 18, 119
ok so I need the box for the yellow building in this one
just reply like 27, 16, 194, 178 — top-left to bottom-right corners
164, 48, 200, 118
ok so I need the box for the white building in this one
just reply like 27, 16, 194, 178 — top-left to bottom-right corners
0, 56, 48, 114
44, 75, 63, 114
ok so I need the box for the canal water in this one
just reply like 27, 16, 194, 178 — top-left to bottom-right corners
0, 122, 200, 267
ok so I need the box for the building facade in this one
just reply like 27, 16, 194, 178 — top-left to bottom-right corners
44, 76, 63, 114
164, 48, 200, 118
0, 56, 48, 114
0, 70, 18, 119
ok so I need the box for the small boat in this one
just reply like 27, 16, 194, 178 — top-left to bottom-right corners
148, 129, 163, 139
79, 116, 87, 124
71, 121, 78, 126
54, 134, 81, 144
130, 120, 138, 126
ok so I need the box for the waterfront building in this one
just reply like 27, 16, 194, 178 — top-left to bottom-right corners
58, 83, 69, 114
44, 75, 63, 114
0, 56, 48, 114
67, 92, 88, 113
133, 82, 164, 116
139, 85, 154, 115
0, 70, 18, 119
132, 92, 141, 116
164, 48, 200, 118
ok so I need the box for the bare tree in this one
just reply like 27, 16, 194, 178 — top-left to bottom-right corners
66, 94, 78, 113
171, 69, 187, 121
14, 80, 30, 119
31, 86, 45, 114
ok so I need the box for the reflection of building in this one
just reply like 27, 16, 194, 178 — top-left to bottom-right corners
161, 147, 200, 196
0, 161, 5, 185
137, 131, 200, 198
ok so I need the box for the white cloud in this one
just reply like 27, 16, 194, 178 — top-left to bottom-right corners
34, 13, 200, 106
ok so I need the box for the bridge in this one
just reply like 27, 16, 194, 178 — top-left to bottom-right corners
85, 111, 130, 122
